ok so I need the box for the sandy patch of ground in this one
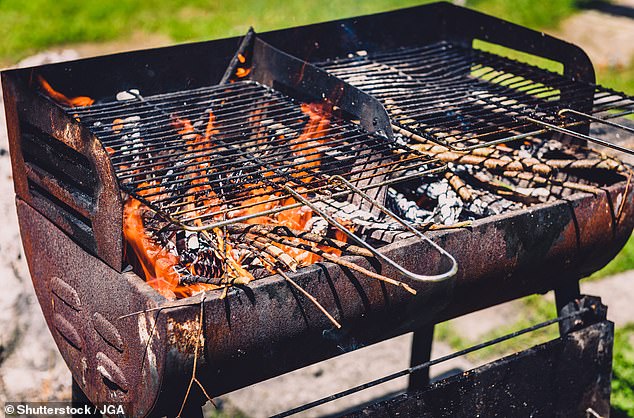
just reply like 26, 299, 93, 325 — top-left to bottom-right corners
7, 32, 172, 70
582, 271, 634, 327
551, 9, 634, 69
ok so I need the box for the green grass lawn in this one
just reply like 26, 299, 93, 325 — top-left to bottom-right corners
613, 324, 634, 417
0, 0, 429, 65
468, 0, 580, 29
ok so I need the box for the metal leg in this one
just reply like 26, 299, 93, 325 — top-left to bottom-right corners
554, 280, 581, 335
72, 378, 102, 418
408, 325, 434, 391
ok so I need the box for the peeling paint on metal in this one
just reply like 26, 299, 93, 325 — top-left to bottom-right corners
138, 312, 159, 382
167, 317, 204, 355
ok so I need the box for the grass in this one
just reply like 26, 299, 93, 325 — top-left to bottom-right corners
612, 324, 634, 417
596, 57, 634, 95
0, 0, 429, 65
466, 0, 580, 29
435, 294, 559, 362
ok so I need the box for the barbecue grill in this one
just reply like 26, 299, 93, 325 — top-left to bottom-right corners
2, 2, 633, 417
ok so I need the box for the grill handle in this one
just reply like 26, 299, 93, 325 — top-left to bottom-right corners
445, 4, 595, 85
283, 177, 458, 284
525, 116, 634, 156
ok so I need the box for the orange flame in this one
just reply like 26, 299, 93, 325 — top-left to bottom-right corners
235, 53, 251, 79
235, 67, 251, 78
228, 103, 346, 264
123, 197, 221, 299
37, 75, 94, 107
124, 101, 348, 298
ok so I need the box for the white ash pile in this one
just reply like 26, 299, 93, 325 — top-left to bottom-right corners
386, 134, 629, 227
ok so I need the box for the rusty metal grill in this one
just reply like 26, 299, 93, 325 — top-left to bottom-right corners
316, 41, 634, 152
68, 80, 445, 231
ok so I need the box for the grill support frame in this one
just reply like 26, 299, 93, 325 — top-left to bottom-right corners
15, 176, 633, 416
345, 296, 613, 418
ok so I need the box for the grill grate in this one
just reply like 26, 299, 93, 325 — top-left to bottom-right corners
315, 41, 634, 151
67, 81, 445, 231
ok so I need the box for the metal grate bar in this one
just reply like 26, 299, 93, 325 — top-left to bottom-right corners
64, 80, 461, 283
316, 41, 634, 151
65, 80, 445, 230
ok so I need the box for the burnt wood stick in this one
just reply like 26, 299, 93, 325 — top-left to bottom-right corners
415, 142, 517, 158
180, 274, 252, 287
235, 243, 278, 275
415, 145, 625, 176
226, 223, 373, 257
179, 274, 226, 287
244, 231, 357, 262
245, 233, 417, 295
499, 171, 603, 195
542, 158, 625, 172
426, 150, 554, 176
250, 247, 342, 329
248, 238, 299, 272
416, 221, 473, 231
444, 172, 473, 202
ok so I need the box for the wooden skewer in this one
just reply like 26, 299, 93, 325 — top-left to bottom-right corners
248, 238, 299, 272
226, 223, 373, 257
416, 221, 473, 231
243, 233, 417, 295
319, 251, 417, 295
245, 243, 342, 329
445, 172, 473, 202
413, 141, 627, 176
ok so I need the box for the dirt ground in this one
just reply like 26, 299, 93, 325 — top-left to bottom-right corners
551, 0, 634, 69
0, 4, 633, 416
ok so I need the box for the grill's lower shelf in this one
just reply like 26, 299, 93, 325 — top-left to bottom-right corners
16, 179, 634, 417
345, 317, 613, 418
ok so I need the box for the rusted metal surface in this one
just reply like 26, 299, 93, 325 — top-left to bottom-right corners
2, 75, 124, 270
345, 320, 614, 417
16, 200, 164, 416
15, 176, 633, 416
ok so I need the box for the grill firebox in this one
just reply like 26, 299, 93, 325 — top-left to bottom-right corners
2, 2, 633, 416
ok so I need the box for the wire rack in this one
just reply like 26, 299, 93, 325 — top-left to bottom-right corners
315, 41, 634, 153
69, 81, 446, 228
65, 80, 457, 282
